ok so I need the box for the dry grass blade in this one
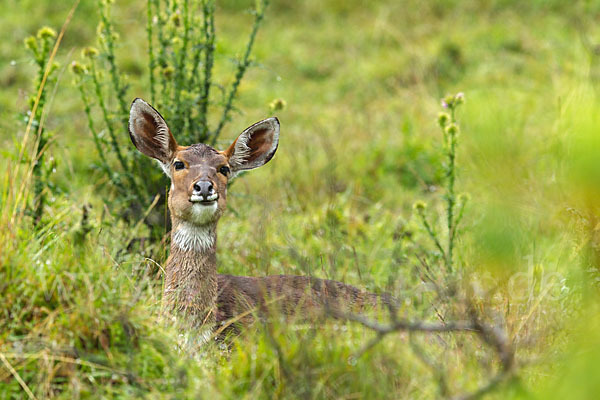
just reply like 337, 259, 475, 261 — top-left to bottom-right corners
0, 352, 38, 400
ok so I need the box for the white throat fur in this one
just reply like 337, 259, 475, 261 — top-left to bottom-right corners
172, 222, 215, 252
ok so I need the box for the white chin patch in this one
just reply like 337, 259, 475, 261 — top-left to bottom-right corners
189, 202, 218, 225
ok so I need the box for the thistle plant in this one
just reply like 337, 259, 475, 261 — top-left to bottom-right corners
23, 26, 60, 226
414, 92, 468, 274
71, 0, 270, 240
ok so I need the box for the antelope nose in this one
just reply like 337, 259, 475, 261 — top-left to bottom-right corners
192, 180, 214, 199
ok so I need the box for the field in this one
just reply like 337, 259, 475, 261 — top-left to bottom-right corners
1, 0, 600, 398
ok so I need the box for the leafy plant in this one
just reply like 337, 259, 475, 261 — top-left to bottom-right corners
22, 27, 61, 226
413, 92, 468, 274
71, 0, 270, 241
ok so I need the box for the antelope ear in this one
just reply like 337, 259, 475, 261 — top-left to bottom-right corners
128, 98, 177, 167
224, 117, 279, 175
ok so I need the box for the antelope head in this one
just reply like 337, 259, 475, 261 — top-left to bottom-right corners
128, 98, 279, 234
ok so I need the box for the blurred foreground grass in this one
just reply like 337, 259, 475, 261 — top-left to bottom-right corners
1, 0, 600, 398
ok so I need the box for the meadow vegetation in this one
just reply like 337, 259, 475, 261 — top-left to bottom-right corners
1, 0, 600, 398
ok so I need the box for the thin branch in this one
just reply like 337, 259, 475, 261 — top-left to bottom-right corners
330, 309, 478, 335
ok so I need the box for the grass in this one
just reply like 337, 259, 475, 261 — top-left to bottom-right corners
1, 0, 600, 398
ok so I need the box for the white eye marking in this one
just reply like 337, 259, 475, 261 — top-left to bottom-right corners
157, 159, 171, 178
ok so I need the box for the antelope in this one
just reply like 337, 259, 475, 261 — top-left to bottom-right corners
128, 98, 388, 335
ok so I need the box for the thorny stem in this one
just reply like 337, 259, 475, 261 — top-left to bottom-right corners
416, 209, 448, 262
30, 36, 54, 226
446, 107, 457, 273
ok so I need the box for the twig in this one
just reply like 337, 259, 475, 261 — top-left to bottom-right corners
331, 309, 478, 335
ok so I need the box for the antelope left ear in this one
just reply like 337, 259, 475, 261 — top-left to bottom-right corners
128, 98, 178, 166
224, 117, 279, 174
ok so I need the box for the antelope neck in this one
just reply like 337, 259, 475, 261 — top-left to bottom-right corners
164, 220, 219, 328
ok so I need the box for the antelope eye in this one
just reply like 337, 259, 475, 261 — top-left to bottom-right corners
219, 165, 230, 176
174, 161, 185, 170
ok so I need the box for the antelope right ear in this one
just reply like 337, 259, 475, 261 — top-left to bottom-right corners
223, 117, 280, 175
128, 98, 178, 167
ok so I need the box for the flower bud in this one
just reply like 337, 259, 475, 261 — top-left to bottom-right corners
437, 112, 450, 128
170, 13, 182, 27
37, 26, 57, 40
24, 36, 37, 52
442, 94, 455, 109
269, 98, 287, 112
162, 65, 174, 79
445, 123, 459, 136
70, 61, 86, 75
413, 201, 427, 212
82, 46, 99, 59
49, 62, 60, 74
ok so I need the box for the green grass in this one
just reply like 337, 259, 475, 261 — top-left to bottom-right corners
2, 0, 600, 398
